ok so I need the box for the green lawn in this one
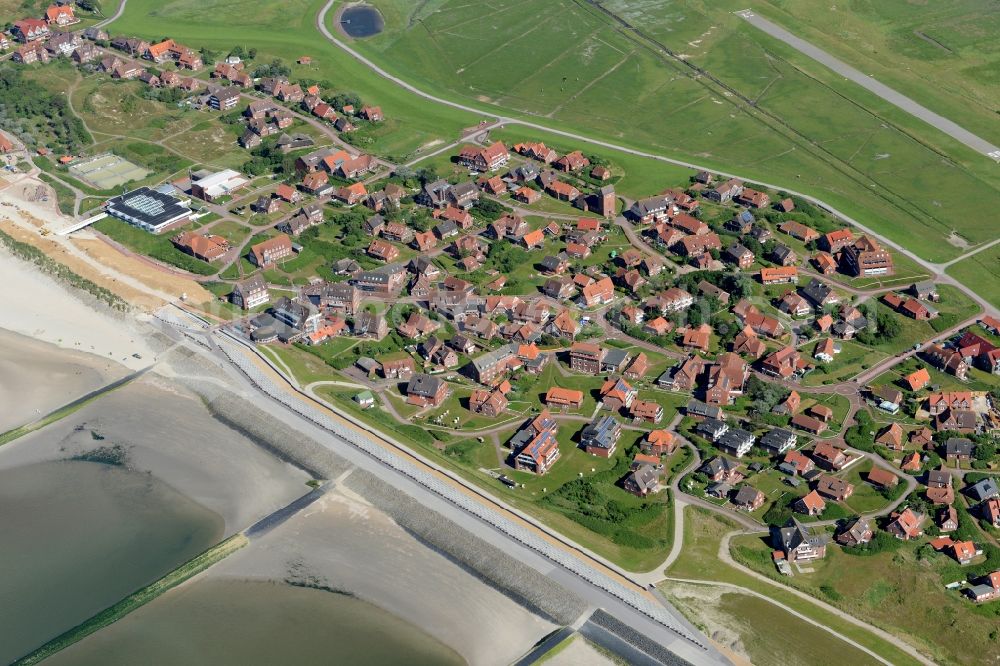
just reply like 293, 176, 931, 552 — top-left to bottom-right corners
802, 339, 887, 387
260, 342, 346, 385
665, 507, 923, 666
332, 0, 1000, 265
108, 0, 478, 162
663, 581, 881, 666
948, 243, 1000, 310
314, 379, 675, 571
92, 218, 217, 276
841, 459, 895, 515
729, 529, 1000, 666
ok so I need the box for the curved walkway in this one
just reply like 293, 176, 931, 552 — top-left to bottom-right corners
713, 530, 934, 666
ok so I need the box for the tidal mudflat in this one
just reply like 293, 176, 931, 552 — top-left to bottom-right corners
47, 579, 465, 666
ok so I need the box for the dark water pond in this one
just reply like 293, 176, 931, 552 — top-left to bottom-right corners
341, 4, 384, 38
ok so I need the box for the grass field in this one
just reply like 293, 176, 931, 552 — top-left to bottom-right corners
948, 245, 1000, 310
328, 0, 1000, 265
663, 581, 881, 666
730, 531, 1000, 666
665, 507, 923, 666
802, 339, 887, 387
108, 0, 478, 162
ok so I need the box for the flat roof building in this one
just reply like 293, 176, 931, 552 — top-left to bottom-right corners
190, 169, 250, 202
105, 186, 191, 233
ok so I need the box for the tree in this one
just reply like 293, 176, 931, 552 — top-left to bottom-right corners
723, 272, 754, 299
253, 59, 290, 78
331, 91, 362, 112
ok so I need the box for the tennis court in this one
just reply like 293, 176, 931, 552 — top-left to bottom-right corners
69, 153, 149, 190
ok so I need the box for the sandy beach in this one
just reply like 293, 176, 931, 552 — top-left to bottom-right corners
204, 482, 558, 666
0, 329, 129, 432
0, 247, 153, 371
0, 207, 564, 663
0, 373, 312, 533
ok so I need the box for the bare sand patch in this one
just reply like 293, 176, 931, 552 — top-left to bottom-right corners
72, 235, 214, 305
0, 217, 159, 307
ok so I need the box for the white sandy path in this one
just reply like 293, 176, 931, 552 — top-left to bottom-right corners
211, 485, 558, 666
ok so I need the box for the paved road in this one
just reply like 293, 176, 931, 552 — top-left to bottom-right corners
95, 0, 128, 28
315, 0, 999, 321
735, 10, 1000, 162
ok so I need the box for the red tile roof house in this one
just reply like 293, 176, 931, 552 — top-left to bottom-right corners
887, 509, 923, 540
515, 429, 561, 475
629, 399, 664, 423
875, 422, 904, 451
579, 277, 615, 308
367, 238, 399, 262
760, 346, 800, 379
921, 344, 969, 380
734, 187, 770, 209
300, 171, 331, 195
248, 234, 293, 268
642, 430, 676, 456
469, 388, 508, 418
819, 228, 855, 253
274, 183, 300, 203
405, 373, 448, 408
782, 450, 815, 476
816, 474, 854, 501
759, 266, 798, 285
359, 105, 384, 121
733, 486, 766, 511
568, 342, 604, 374
514, 186, 542, 204
336, 182, 368, 205
172, 231, 230, 262
546, 180, 580, 201
791, 415, 828, 439
457, 141, 509, 172
545, 387, 584, 410
811, 441, 847, 470
600, 377, 637, 412
513, 141, 558, 163
812, 252, 838, 274
46, 4, 79, 25
704, 178, 743, 203
13, 18, 50, 42
778, 220, 820, 243
554, 150, 590, 172
795, 490, 827, 516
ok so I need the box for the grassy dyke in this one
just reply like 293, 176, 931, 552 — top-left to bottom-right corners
13, 534, 248, 666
